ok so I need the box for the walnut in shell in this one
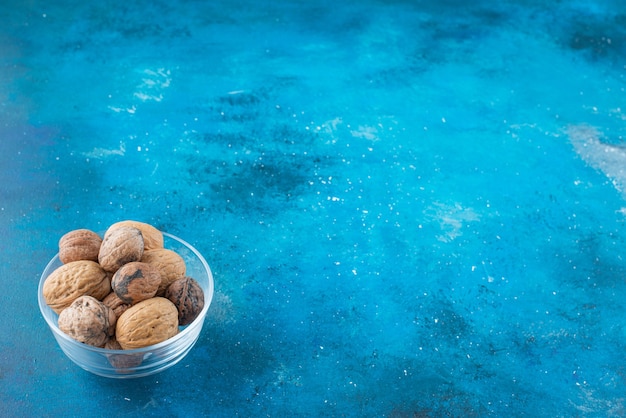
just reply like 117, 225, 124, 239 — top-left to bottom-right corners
140, 248, 186, 296
116, 297, 179, 349
107, 220, 163, 251
102, 291, 132, 318
43, 260, 111, 314
58, 229, 102, 264
58, 295, 116, 347
105, 337, 144, 370
111, 261, 161, 305
98, 226, 144, 272
165, 277, 205, 326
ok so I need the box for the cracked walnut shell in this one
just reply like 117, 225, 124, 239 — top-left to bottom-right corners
116, 297, 179, 349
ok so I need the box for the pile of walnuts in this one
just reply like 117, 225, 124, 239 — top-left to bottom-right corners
43, 220, 205, 356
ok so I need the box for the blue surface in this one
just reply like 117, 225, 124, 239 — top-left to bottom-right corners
2, 0, 626, 416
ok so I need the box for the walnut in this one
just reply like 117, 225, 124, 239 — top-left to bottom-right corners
102, 291, 132, 318
105, 337, 144, 370
58, 229, 102, 264
43, 260, 111, 314
111, 261, 161, 305
107, 220, 163, 251
140, 248, 186, 296
116, 297, 179, 349
98, 226, 144, 272
165, 277, 205, 326
58, 295, 116, 347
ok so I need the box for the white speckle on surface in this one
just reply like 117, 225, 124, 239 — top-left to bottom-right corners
568, 124, 626, 194
83, 142, 126, 159
424, 202, 480, 242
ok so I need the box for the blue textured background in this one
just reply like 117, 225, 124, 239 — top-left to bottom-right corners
1, 0, 626, 416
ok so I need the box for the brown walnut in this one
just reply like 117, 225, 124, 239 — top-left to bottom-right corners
58, 295, 116, 347
43, 260, 111, 314
105, 337, 144, 370
116, 297, 179, 349
58, 229, 102, 264
111, 261, 161, 305
140, 248, 186, 296
165, 277, 205, 326
102, 291, 132, 318
98, 226, 144, 272
107, 220, 163, 251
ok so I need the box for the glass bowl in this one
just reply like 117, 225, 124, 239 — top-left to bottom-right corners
38, 232, 214, 379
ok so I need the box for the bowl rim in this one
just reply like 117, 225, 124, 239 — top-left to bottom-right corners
38, 231, 214, 355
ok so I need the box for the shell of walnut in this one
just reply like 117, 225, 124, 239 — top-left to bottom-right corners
43, 260, 111, 314
98, 226, 144, 272
115, 297, 179, 349
140, 248, 186, 296
58, 229, 102, 264
165, 276, 205, 326
105, 337, 145, 370
107, 220, 164, 251
111, 261, 161, 305
58, 295, 116, 347
102, 292, 132, 318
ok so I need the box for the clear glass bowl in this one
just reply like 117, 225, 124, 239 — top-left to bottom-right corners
38, 232, 214, 379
